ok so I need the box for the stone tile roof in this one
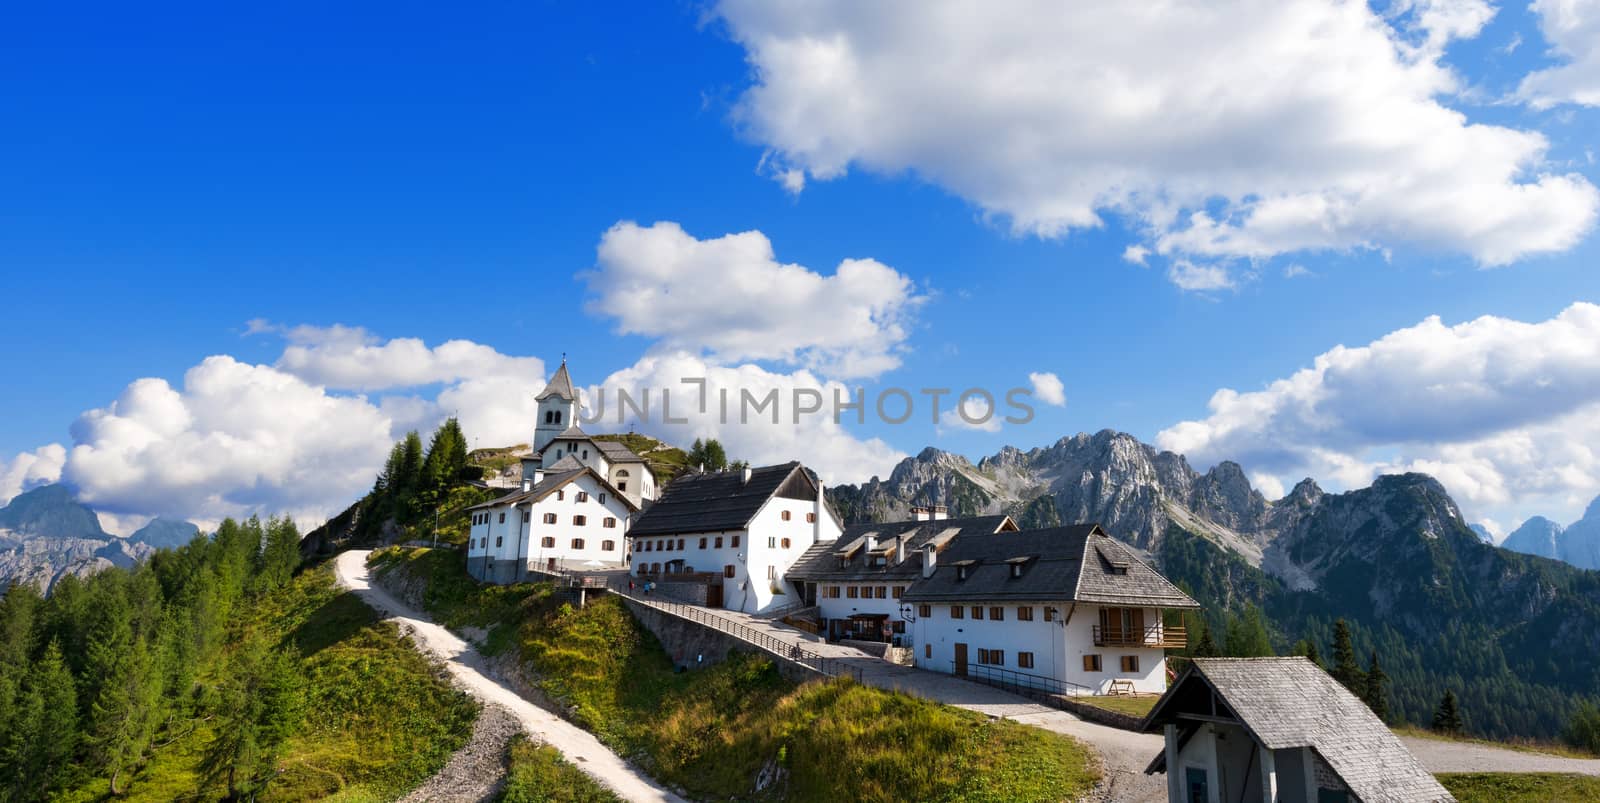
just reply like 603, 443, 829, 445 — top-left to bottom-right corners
628, 462, 817, 537
594, 440, 647, 462
466, 464, 641, 513
898, 525, 1199, 608
785, 515, 1015, 582
535, 361, 577, 401
1143, 657, 1453, 802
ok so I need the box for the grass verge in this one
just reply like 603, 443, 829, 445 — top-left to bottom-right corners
1437, 772, 1600, 802
1394, 726, 1599, 760
1073, 694, 1159, 719
499, 735, 623, 803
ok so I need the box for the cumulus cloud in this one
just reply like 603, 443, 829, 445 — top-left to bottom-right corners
1158, 302, 1600, 521
0, 444, 66, 507
588, 351, 906, 484
61, 357, 395, 527
267, 322, 545, 392
1029, 372, 1066, 407
1168, 261, 1235, 292
1519, 0, 1600, 108
936, 393, 1005, 435
718, 0, 1597, 268
585, 221, 925, 378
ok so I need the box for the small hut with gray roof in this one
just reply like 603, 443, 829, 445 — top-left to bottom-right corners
1141, 656, 1453, 803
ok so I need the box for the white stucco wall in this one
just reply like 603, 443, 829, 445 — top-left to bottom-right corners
467, 472, 634, 581
908, 602, 1169, 695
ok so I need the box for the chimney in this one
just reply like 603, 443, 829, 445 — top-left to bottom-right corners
521, 476, 533, 492
742, 465, 753, 484
910, 506, 930, 521
921, 544, 938, 578
893, 536, 905, 565
864, 534, 878, 553
931, 505, 948, 521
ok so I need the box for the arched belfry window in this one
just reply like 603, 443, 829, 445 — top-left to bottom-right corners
554, 411, 563, 424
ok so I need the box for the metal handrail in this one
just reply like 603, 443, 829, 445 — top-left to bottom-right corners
602, 577, 863, 683
953, 661, 1094, 698
1092, 624, 1186, 648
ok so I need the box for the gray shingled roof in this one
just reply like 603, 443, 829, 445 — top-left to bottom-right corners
594, 440, 646, 462
786, 515, 1015, 582
536, 361, 578, 401
898, 525, 1199, 608
1143, 657, 1453, 803
466, 465, 640, 513
628, 462, 819, 537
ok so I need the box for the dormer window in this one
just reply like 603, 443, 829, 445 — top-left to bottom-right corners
1006, 555, 1036, 579
953, 559, 977, 581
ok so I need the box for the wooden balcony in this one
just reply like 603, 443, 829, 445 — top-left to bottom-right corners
1093, 624, 1187, 649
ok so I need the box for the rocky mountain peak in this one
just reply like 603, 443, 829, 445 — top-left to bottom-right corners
0, 484, 108, 540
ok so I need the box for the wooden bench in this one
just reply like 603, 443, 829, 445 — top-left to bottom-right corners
1107, 679, 1136, 696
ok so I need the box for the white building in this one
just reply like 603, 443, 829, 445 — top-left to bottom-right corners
524, 361, 658, 508
901, 524, 1198, 696
785, 508, 1018, 643
1142, 657, 1451, 803
627, 462, 843, 614
465, 462, 639, 583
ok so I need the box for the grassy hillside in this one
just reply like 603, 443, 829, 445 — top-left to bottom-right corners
1439, 773, 1600, 802
370, 546, 1100, 802
51, 565, 476, 802
591, 432, 691, 485
499, 736, 622, 803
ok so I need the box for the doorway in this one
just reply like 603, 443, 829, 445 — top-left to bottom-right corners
706, 582, 723, 608
954, 643, 968, 676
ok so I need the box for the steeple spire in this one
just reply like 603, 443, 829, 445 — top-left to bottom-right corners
536, 359, 577, 401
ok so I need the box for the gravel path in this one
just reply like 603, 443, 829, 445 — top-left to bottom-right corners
399, 703, 522, 803
1399, 736, 1600, 776
334, 550, 686, 803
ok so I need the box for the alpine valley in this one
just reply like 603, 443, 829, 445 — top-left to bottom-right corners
830, 429, 1600, 741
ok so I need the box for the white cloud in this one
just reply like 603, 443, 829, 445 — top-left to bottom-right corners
1158, 302, 1600, 523
0, 444, 66, 507
1283, 263, 1314, 278
1518, 0, 1600, 108
938, 393, 1004, 434
1251, 472, 1287, 501
1122, 245, 1150, 265
268, 322, 545, 392
61, 356, 395, 527
1028, 371, 1067, 407
585, 221, 925, 378
589, 351, 906, 484
1167, 261, 1235, 292
719, 0, 1597, 267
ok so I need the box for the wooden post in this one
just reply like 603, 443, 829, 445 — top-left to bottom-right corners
1165, 724, 1182, 803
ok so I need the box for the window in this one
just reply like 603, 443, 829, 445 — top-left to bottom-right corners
731, 535, 741, 548
1120, 655, 1140, 673
543, 513, 557, 524
656, 540, 665, 551
724, 565, 736, 578
781, 510, 792, 521
781, 537, 791, 549
977, 649, 1004, 666
499, 512, 506, 524
677, 539, 685, 550
715, 536, 724, 548
875, 586, 887, 599
541, 537, 555, 548
617, 469, 630, 477
1083, 654, 1103, 672
556, 490, 564, 501
602, 540, 615, 551
1044, 607, 1055, 622
971, 606, 984, 620
846, 586, 859, 599
950, 606, 963, 619
1018, 652, 1035, 669
768, 536, 777, 548
806, 512, 816, 523
1010, 563, 1024, 579
598, 493, 606, 505
604, 517, 617, 528
892, 586, 906, 599
572, 538, 586, 549
523, 511, 531, 522
582, 449, 588, 460
1017, 606, 1034, 621
925, 644, 932, 659
576, 491, 588, 502
767, 565, 776, 579
918, 604, 931, 617
554, 411, 562, 423
495, 536, 503, 547
642, 541, 651, 552
544, 411, 553, 424
956, 565, 970, 581
651, 562, 661, 573
619, 481, 627, 491
573, 515, 587, 526
989, 606, 1004, 621
826, 586, 841, 598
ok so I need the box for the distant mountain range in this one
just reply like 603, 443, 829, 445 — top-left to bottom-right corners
830, 429, 1600, 739
0, 485, 199, 591
1497, 501, 1600, 570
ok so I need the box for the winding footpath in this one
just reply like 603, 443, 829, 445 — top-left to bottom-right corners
333, 550, 686, 803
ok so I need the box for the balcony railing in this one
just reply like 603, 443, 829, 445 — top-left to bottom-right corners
1092, 624, 1187, 649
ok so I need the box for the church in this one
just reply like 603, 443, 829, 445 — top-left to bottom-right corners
466, 361, 658, 582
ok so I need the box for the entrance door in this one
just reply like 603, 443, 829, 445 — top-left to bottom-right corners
546, 558, 556, 571
1184, 767, 1208, 803
706, 582, 723, 608
954, 643, 968, 677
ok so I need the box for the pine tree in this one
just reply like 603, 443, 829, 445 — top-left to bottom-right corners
1363, 650, 1390, 721
201, 630, 305, 799
1223, 605, 1273, 657
1293, 638, 1322, 669
1433, 690, 1465, 735
1562, 700, 1600, 755
1330, 619, 1365, 692
3, 639, 79, 800
688, 438, 706, 469
255, 516, 301, 592
1192, 620, 1221, 657
702, 439, 729, 472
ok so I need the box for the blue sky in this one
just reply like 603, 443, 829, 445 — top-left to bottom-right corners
3, 1, 1599, 536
